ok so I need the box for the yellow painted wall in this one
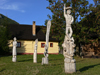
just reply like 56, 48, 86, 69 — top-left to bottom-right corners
9, 40, 59, 54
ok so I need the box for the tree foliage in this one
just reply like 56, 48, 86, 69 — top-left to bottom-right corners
45, 0, 89, 49
0, 14, 18, 55
78, 0, 100, 44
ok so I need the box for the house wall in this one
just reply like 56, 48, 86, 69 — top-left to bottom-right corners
9, 40, 59, 54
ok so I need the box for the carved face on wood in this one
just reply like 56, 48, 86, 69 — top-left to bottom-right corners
14, 37, 17, 41
67, 9, 71, 15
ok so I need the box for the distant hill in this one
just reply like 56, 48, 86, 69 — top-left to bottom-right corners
0, 14, 19, 25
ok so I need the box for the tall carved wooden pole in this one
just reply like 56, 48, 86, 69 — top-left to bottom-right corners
42, 20, 51, 65
33, 39, 38, 63
62, 4, 76, 73
12, 37, 17, 62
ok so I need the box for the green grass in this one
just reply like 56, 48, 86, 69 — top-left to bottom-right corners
0, 54, 100, 75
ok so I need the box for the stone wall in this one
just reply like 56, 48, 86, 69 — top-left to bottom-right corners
82, 42, 100, 57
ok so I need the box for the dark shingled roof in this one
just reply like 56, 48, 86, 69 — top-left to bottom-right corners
9, 24, 58, 42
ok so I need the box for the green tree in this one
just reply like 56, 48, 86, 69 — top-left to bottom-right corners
78, 0, 100, 43
45, 0, 89, 54
92, 0, 100, 26
0, 14, 19, 55
0, 16, 11, 55
75, 0, 100, 56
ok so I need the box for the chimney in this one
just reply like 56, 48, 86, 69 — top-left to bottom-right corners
32, 21, 36, 36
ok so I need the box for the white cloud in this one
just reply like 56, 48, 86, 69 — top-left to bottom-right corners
0, 0, 25, 13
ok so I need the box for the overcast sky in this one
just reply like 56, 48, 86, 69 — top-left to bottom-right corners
0, 0, 94, 25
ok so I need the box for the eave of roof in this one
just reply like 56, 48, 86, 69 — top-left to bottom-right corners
9, 24, 59, 42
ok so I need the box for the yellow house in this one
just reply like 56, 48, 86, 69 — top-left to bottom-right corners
8, 21, 59, 54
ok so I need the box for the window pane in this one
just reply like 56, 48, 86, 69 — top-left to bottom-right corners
41, 43, 45, 47
50, 43, 53, 47
17, 42, 21, 47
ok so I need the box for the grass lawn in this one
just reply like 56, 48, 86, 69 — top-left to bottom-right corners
0, 54, 100, 75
